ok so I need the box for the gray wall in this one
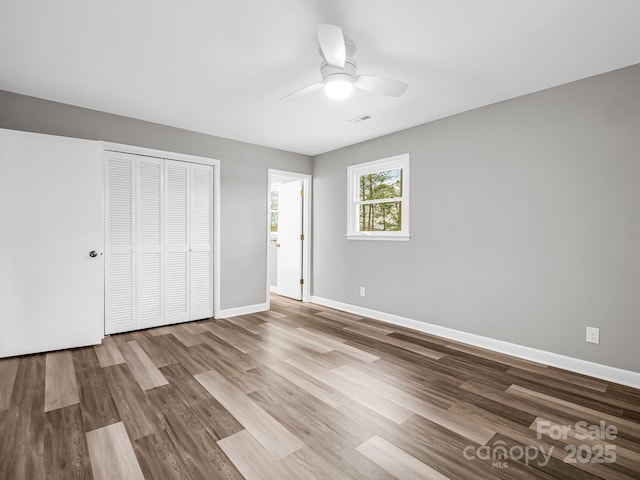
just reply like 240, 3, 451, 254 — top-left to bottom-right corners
312, 64, 640, 372
0, 90, 312, 310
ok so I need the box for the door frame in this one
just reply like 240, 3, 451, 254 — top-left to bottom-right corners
267, 169, 312, 306
101, 141, 221, 321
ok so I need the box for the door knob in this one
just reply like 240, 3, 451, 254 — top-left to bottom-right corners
89, 250, 98, 258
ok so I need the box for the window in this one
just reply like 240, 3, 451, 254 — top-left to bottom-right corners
270, 189, 278, 232
347, 154, 410, 241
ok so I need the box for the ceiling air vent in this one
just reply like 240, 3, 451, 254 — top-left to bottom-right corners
349, 113, 375, 124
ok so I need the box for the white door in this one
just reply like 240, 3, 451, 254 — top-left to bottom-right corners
0, 128, 104, 358
276, 180, 303, 300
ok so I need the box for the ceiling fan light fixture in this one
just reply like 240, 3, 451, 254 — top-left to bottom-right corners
324, 74, 354, 99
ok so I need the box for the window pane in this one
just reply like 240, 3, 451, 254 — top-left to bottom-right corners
359, 168, 402, 201
270, 190, 278, 232
359, 202, 402, 231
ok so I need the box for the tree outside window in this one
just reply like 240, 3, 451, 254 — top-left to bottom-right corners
358, 168, 402, 231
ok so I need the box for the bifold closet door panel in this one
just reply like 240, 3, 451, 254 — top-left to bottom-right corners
136, 157, 164, 329
165, 160, 190, 324
190, 163, 214, 320
105, 152, 136, 334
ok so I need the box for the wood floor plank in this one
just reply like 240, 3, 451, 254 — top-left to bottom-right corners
0, 357, 19, 410
94, 336, 125, 368
246, 370, 362, 450
45, 350, 80, 412
195, 367, 304, 459
225, 314, 267, 334
44, 405, 92, 479
261, 357, 347, 408
333, 364, 496, 445
103, 363, 163, 440
285, 354, 415, 425
144, 384, 245, 479
295, 327, 381, 362
86, 421, 144, 480
169, 324, 205, 347
347, 329, 445, 360
181, 321, 209, 335
316, 309, 364, 323
200, 331, 260, 372
120, 340, 169, 391
357, 435, 450, 480
0, 355, 46, 480
263, 323, 334, 354
72, 348, 121, 433
157, 334, 212, 375
160, 363, 244, 440
444, 341, 549, 372
188, 344, 259, 395
342, 321, 395, 337
218, 429, 289, 480
204, 321, 261, 353
133, 430, 191, 480
129, 330, 178, 369
384, 414, 501, 480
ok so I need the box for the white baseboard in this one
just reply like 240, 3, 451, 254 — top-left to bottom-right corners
270, 286, 278, 293
218, 302, 268, 319
310, 296, 640, 390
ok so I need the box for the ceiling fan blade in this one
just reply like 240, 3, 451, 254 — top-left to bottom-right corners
355, 75, 409, 97
317, 24, 346, 68
279, 82, 323, 102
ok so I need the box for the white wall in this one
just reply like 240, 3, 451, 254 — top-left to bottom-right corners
312, 64, 640, 372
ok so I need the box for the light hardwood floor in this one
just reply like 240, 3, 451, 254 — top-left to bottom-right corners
1, 295, 639, 479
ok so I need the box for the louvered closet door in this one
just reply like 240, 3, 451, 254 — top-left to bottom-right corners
105, 152, 136, 334
165, 160, 190, 324
190, 164, 214, 320
136, 157, 164, 329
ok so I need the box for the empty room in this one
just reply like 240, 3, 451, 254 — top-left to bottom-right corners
1, 1, 640, 479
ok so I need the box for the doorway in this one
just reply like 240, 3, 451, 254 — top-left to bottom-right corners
267, 169, 311, 305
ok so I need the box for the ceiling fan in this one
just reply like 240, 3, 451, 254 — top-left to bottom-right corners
280, 24, 409, 101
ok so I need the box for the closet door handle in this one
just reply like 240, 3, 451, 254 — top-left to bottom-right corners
89, 250, 98, 258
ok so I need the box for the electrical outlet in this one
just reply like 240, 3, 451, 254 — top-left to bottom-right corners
586, 327, 600, 344
359, 286, 366, 297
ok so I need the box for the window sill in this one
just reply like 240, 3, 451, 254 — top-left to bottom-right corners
345, 234, 411, 242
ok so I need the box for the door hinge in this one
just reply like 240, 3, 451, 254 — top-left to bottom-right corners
300, 190, 304, 196
300, 234, 304, 241
300, 278, 304, 285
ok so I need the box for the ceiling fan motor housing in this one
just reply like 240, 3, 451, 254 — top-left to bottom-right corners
319, 39, 358, 83
321, 59, 357, 83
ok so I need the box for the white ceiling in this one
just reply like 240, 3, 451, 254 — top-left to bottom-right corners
2, 0, 640, 156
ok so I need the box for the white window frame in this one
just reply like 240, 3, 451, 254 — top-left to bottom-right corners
346, 153, 410, 241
